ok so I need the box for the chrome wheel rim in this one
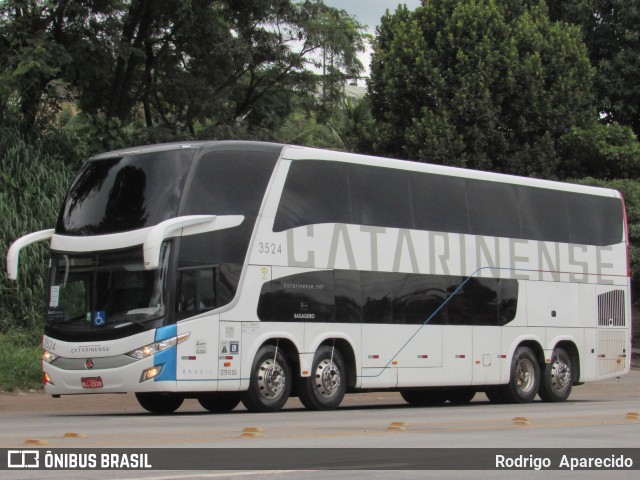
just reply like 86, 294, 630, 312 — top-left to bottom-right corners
315, 358, 341, 398
550, 358, 571, 392
516, 358, 536, 393
257, 358, 285, 399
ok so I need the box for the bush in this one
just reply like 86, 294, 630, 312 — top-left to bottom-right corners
0, 329, 42, 391
0, 128, 75, 331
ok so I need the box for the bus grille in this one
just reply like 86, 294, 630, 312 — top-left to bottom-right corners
597, 290, 625, 327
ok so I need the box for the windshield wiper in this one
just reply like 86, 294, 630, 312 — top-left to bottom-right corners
110, 319, 147, 330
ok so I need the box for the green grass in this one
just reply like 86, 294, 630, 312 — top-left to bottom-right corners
0, 329, 42, 391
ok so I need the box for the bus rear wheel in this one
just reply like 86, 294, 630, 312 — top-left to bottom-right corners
401, 389, 447, 406
538, 348, 573, 402
499, 346, 540, 403
485, 387, 506, 404
447, 387, 476, 405
298, 345, 347, 411
242, 344, 292, 413
135, 392, 184, 414
197, 393, 241, 413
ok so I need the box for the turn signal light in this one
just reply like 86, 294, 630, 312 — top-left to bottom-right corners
140, 365, 163, 382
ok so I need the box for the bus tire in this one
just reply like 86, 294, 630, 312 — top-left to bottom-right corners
538, 348, 573, 402
135, 392, 183, 414
242, 344, 292, 413
447, 387, 476, 405
499, 346, 540, 403
197, 393, 241, 413
485, 387, 506, 404
298, 345, 347, 411
400, 389, 447, 406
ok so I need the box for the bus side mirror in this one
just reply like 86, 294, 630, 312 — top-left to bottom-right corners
6, 229, 55, 280
143, 215, 244, 270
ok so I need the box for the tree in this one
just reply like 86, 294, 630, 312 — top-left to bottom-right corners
0, 0, 80, 133
69, 0, 362, 135
368, 0, 594, 178
0, 1, 366, 139
548, 1, 640, 137
558, 123, 640, 179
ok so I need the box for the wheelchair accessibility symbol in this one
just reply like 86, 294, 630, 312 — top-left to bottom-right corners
93, 311, 106, 327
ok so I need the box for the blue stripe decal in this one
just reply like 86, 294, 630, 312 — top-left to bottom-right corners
154, 324, 177, 342
154, 325, 177, 382
154, 348, 176, 382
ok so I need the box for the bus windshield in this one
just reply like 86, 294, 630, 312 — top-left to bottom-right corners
45, 244, 171, 339
57, 149, 194, 235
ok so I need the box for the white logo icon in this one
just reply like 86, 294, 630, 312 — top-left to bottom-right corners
8, 450, 40, 468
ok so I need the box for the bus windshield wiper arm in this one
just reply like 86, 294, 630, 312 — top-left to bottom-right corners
110, 319, 147, 330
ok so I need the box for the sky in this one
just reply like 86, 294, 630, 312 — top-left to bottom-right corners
321, 1, 423, 75
323, 0, 422, 34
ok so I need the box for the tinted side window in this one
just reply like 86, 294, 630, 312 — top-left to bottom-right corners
176, 230, 244, 320
335, 270, 362, 323
273, 160, 623, 246
452, 278, 500, 326
467, 180, 521, 239
183, 150, 277, 216
412, 174, 469, 234
392, 273, 448, 325
360, 272, 394, 324
520, 188, 570, 244
273, 161, 351, 232
500, 278, 519, 324
350, 165, 413, 229
565, 194, 623, 246
258, 270, 518, 326
257, 270, 335, 322
178, 149, 278, 318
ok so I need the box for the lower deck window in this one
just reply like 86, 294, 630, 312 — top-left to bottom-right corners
257, 270, 518, 326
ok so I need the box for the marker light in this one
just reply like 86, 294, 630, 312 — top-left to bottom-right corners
42, 372, 54, 385
126, 332, 190, 360
140, 365, 163, 382
42, 350, 58, 363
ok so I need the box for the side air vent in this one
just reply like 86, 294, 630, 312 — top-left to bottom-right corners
597, 290, 626, 327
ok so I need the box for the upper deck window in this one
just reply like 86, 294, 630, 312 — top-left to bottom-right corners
57, 150, 194, 235
273, 159, 624, 246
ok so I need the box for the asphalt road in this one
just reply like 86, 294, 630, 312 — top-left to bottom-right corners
2, 370, 639, 479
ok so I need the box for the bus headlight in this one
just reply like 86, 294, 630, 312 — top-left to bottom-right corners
42, 350, 58, 363
126, 332, 190, 360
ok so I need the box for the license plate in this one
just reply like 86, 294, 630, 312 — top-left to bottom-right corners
81, 377, 103, 389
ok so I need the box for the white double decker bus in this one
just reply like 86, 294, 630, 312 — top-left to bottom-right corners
7, 141, 631, 413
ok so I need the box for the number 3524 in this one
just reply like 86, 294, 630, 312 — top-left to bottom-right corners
258, 242, 282, 254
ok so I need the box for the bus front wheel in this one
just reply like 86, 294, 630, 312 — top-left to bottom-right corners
298, 345, 347, 410
538, 348, 573, 402
197, 393, 241, 413
447, 387, 476, 405
499, 346, 540, 403
242, 344, 292, 413
135, 392, 184, 414
400, 389, 447, 406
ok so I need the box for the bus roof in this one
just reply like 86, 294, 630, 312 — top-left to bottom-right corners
90, 141, 285, 161
90, 141, 619, 200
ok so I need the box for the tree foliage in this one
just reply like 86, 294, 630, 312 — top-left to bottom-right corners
548, 0, 640, 137
0, 128, 75, 331
559, 123, 640, 179
0, 0, 366, 140
368, 0, 594, 178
